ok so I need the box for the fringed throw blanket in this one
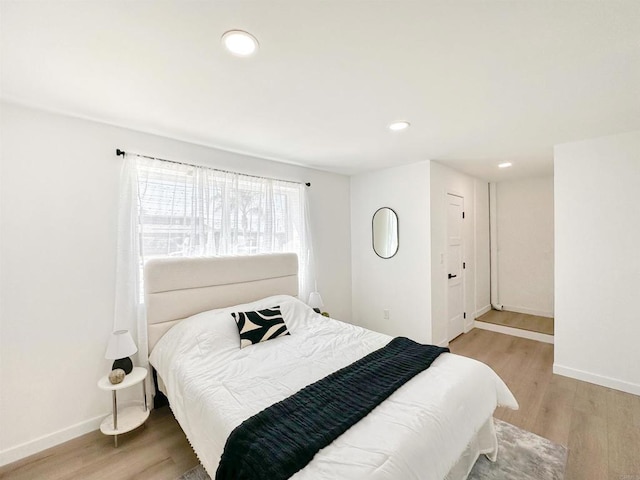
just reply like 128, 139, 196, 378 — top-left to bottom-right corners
215, 337, 449, 480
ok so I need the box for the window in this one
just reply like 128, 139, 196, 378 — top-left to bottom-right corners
134, 157, 312, 294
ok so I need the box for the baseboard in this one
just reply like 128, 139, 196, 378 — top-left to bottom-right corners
0, 413, 105, 467
474, 321, 554, 344
553, 364, 640, 396
474, 304, 491, 318
501, 305, 554, 319
435, 338, 449, 348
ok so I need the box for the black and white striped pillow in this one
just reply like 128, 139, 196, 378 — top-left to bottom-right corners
231, 306, 290, 349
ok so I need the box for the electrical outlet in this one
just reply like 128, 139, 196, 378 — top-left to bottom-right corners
383, 309, 390, 320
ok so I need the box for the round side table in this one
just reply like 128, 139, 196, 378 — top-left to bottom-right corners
97, 366, 150, 447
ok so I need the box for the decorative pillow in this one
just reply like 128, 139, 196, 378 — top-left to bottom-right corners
231, 306, 290, 349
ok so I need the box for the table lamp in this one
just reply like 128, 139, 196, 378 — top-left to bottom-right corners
308, 292, 324, 314
105, 329, 137, 375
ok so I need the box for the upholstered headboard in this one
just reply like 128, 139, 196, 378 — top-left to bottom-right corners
144, 253, 299, 352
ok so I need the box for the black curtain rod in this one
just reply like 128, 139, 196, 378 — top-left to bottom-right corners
115, 149, 311, 187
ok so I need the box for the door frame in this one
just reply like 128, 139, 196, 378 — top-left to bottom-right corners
445, 190, 466, 343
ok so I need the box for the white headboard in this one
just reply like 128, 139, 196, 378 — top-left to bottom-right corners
144, 253, 299, 352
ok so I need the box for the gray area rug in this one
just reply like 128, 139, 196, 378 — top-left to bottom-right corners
467, 419, 567, 480
178, 419, 567, 480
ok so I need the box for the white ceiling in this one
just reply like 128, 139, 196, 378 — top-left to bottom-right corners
2, 1, 639, 181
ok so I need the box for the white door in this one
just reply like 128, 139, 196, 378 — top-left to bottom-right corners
447, 194, 464, 341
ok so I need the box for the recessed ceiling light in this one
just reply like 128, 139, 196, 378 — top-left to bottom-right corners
222, 30, 259, 57
388, 121, 410, 131
498, 162, 513, 168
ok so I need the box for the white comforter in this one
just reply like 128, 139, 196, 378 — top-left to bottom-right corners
149, 295, 518, 480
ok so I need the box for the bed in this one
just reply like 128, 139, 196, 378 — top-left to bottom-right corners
145, 253, 518, 480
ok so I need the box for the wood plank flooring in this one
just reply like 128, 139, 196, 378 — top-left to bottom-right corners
477, 309, 555, 335
2, 328, 638, 479
450, 329, 640, 480
0, 408, 198, 480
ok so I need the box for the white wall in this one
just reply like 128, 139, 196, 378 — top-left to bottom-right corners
430, 162, 489, 346
474, 179, 491, 316
554, 130, 640, 395
351, 162, 432, 343
0, 103, 352, 464
495, 176, 554, 317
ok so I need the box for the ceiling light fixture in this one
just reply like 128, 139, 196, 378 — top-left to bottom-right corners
498, 162, 513, 168
222, 30, 259, 57
388, 121, 410, 131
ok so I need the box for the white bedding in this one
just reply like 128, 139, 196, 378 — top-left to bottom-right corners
149, 295, 518, 480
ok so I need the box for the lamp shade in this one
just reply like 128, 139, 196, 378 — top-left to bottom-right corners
308, 292, 324, 309
105, 330, 137, 360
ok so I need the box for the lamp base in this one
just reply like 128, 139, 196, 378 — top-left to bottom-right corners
112, 357, 133, 375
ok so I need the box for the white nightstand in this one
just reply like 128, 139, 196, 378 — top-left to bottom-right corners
97, 366, 150, 447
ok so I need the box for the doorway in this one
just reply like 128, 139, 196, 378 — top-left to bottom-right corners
447, 193, 464, 341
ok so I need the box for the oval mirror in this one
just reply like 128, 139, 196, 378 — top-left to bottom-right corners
372, 207, 399, 259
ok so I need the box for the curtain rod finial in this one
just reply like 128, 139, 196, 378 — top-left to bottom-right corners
305, 182, 311, 187
116, 149, 126, 157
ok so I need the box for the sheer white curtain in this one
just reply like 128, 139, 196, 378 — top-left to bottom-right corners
114, 154, 316, 383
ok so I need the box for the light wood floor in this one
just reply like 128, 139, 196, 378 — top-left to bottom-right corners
450, 329, 640, 480
2, 329, 639, 480
477, 309, 555, 335
0, 408, 199, 480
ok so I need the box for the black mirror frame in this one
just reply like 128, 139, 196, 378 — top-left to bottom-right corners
372, 207, 399, 259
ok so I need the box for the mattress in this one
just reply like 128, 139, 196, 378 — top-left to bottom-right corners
149, 295, 518, 479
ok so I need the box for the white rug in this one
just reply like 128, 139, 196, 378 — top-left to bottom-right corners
178, 419, 568, 480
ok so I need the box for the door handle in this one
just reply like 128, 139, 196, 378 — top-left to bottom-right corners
448, 273, 457, 279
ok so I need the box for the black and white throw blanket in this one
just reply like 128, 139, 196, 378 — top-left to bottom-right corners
215, 337, 449, 480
